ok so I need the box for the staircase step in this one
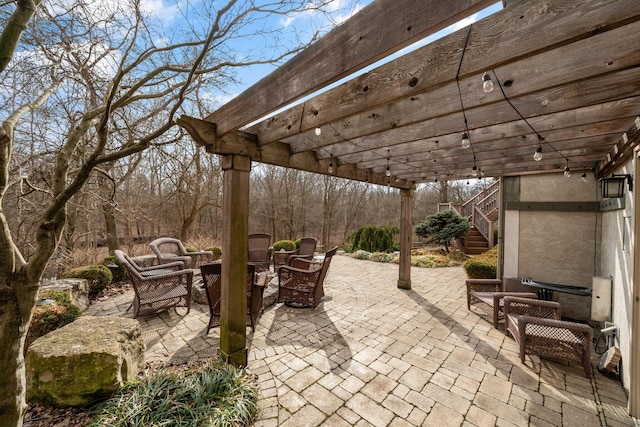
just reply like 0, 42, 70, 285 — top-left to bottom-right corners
465, 247, 489, 255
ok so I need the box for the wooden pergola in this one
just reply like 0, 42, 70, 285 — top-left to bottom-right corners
178, 0, 640, 381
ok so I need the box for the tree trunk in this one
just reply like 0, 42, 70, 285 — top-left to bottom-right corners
102, 200, 119, 254
0, 274, 39, 427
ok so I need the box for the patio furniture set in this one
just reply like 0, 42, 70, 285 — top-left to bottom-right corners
115, 235, 337, 333
467, 279, 594, 377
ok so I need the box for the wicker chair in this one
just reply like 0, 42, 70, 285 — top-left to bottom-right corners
277, 246, 338, 308
504, 296, 593, 377
149, 237, 213, 269
200, 263, 264, 333
114, 250, 192, 318
466, 279, 537, 328
248, 233, 272, 272
288, 237, 318, 264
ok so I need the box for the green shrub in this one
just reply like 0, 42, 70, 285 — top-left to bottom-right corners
273, 240, 296, 251
414, 210, 470, 253
185, 246, 198, 252
100, 256, 126, 283
350, 225, 399, 253
294, 238, 302, 249
205, 246, 222, 261
90, 361, 259, 427
61, 264, 112, 296
26, 291, 81, 353
463, 246, 498, 279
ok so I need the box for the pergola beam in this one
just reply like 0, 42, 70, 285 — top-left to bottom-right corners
177, 115, 414, 189
249, 0, 640, 147
206, 0, 495, 137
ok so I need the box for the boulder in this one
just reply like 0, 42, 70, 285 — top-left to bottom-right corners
26, 316, 145, 407
40, 278, 90, 312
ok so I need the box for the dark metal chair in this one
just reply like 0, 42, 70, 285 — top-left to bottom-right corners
149, 237, 213, 269
248, 233, 272, 272
277, 246, 337, 308
114, 249, 192, 318
200, 263, 264, 333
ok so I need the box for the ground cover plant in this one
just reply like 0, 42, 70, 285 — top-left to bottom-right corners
349, 247, 466, 268
90, 361, 259, 427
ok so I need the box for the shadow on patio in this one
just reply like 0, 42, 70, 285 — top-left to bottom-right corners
86, 255, 635, 426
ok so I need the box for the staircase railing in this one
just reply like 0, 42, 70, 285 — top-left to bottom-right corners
473, 205, 495, 246
438, 180, 500, 248
461, 180, 500, 220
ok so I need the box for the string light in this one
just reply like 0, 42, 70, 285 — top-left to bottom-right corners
328, 157, 334, 174
314, 127, 322, 136
482, 72, 494, 93
461, 132, 470, 149
434, 172, 438, 183
582, 169, 588, 182
471, 163, 478, 177
385, 150, 391, 177
564, 159, 571, 178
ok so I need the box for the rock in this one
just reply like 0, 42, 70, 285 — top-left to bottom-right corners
26, 316, 145, 407
262, 273, 279, 308
192, 277, 208, 305
40, 279, 90, 312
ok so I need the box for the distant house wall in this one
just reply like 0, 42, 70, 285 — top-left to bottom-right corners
502, 173, 600, 321
600, 159, 635, 395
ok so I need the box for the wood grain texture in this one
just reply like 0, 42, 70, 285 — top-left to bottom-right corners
206, 0, 495, 136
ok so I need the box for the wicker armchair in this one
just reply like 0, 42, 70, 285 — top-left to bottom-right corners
248, 233, 272, 272
200, 263, 264, 333
277, 246, 338, 308
149, 237, 213, 269
504, 296, 593, 377
114, 250, 192, 318
466, 279, 537, 328
288, 237, 318, 264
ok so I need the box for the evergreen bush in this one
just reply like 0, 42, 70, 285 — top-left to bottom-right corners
414, 210, 470, 252
350, 225, 399, 253
205, 246, 222, 261
60, 264, 112, 296
463, 246, 498, 279
273, 240, 296, 251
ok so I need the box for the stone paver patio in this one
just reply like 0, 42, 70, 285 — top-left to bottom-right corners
85, 255, 637, 426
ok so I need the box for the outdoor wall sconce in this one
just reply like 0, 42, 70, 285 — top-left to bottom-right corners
601, 174, 633, 198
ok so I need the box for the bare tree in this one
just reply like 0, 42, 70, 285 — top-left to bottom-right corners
0, 0, 356, 423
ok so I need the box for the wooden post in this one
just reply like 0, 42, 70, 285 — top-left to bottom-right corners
398, 188, 414, 290
220, 154, 251, 366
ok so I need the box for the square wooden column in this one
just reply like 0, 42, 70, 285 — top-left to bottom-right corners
398, 188, 414, 289
220, 154, 250, 366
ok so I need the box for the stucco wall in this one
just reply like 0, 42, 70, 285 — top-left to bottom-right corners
600, 160, 634, 394
503, 173, 600, 320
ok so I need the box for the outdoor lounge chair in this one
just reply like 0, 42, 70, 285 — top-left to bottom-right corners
248, 233, 272, 272
288, 237, 318, 264
115, 249, 193, 318
200, 263, 264, 333
277, 246, 338, 308
466, 279, 537, 328
149, 237, 213, 269
504, 296, 593, 377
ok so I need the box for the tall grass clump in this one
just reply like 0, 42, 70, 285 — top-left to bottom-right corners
90, 361, 259, 427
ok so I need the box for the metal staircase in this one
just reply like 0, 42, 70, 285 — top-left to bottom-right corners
437, 180, 499, 255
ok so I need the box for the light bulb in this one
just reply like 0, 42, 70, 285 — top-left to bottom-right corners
533, 146, 543, 161
328, 161, 334, 174
314, 127, 321, 136
581, 172, 588, 182
564, 166, 571, 178
385, 166, 391, 177
482, 72, 494, 93
471, 165, 478, 177
461, 132, 470, 149
434, 176, 438, 183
